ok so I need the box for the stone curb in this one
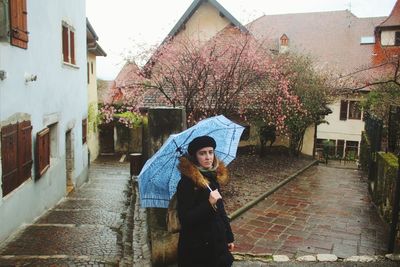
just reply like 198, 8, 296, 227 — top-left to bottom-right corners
232, 253, 400, 263
228, 160, 318, 221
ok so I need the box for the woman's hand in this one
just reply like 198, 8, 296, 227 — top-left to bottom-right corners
208, 189, 222, 205
228, 243, 235, 251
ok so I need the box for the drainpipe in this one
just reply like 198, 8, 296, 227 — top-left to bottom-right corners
388, 152, 400, 252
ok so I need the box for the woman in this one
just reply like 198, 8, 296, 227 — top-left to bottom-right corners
176, 135, 235, 267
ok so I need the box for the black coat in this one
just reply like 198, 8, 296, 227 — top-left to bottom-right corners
176, 157, 234, 267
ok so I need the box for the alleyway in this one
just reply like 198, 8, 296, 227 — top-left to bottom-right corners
231, 164, 389, 259
0, 157, 132, 266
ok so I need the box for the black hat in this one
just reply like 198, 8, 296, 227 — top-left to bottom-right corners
187, 136, 216, 156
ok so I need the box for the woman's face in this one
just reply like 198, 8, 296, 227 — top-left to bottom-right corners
195, 147, 214, 169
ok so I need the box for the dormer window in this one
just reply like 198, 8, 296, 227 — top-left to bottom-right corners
279, 34, 289, 54
280, 34, 289, 46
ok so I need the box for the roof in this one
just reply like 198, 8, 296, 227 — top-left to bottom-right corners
97, 80, 114, 104
86, 18, 98, 42
86, 18, 107, 57
164, 0, 248, 42
248, 10, 386, 74
378, 0, 400, 28
114, 62, 141, 88
88, 42, 107, 57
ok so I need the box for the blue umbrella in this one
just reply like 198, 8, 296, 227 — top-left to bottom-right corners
138, 115, 244, 208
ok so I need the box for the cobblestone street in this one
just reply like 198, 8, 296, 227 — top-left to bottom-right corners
0, 158, 397, 267
231, 165, 390, 259
0, 157, 132, 267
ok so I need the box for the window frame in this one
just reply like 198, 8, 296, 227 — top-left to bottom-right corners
61, 22, 76, 66
348, 100, 362, 120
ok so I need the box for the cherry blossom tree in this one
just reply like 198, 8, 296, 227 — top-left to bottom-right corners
134, 27, 305, 128
102, 26, 333, 158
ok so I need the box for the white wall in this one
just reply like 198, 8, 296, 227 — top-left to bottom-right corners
317, 100, 365, 143
0, 0, 88, 243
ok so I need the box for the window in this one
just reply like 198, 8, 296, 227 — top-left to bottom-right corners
337, 140, 345, 158
345, 141, 359, 159
339, 100, 348, 121
1, 120, 32, 197
5, 0, 29, 49
348, 101, 361, 120
360, 36, 375, 45
87, 62, 89, 84
62, 22, 75, 65
36, 128, 50, 178
340, 100, 362, 120
395, 31, 400, 46
91, 62, 94, 74
280, 34, 289, 46
82, 119, 87, 144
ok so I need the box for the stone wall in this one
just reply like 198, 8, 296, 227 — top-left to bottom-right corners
146, 108, 186, 266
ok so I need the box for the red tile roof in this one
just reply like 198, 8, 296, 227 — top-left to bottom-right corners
378, 0, 400, 28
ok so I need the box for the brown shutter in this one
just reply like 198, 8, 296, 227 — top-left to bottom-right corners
70, 30, 75, 64
9, 0, 28, 49
62, 25, 69, 62
18, 120, 32, 184
36, 128, 50, 179
1, 123, 18, 196
82, 119, 87, 144
339, 100, 348, 121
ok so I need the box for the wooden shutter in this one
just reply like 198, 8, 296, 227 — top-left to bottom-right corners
82, 119, 87, 144
62, 25, 69, 62
1, 123, 18, 196
339, 100, 348, 121
9, 0, 28, 49
70, 30, 75, 64
18, 120, 32, 184
36, 128, 50, 178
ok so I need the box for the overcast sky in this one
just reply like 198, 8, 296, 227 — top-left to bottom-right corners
86, 0, 397, 80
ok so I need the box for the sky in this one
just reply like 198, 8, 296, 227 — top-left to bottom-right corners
86, 0, 398, 80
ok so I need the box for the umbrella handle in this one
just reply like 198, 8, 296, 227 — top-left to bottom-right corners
206, 185, 213, 192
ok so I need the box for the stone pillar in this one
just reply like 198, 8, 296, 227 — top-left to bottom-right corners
146, 107, 186, 267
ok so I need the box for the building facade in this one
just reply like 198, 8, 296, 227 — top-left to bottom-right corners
87, 18, 106, 162
0, 0, 88, 242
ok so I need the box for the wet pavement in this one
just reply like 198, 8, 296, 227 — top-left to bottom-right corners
0, 157, 132, 267
0, 157, 394, 266
230, 164, 390, 259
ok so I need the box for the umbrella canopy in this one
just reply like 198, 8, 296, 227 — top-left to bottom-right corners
138, 115, 244, 208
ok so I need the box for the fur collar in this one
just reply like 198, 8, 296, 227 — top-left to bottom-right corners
178, 157, 229, 188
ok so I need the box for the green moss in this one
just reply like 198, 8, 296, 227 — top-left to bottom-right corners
378, 152, 399, 168
88, 102, 100, 133
362, 131, 370, 146
114, 111, 143, 128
